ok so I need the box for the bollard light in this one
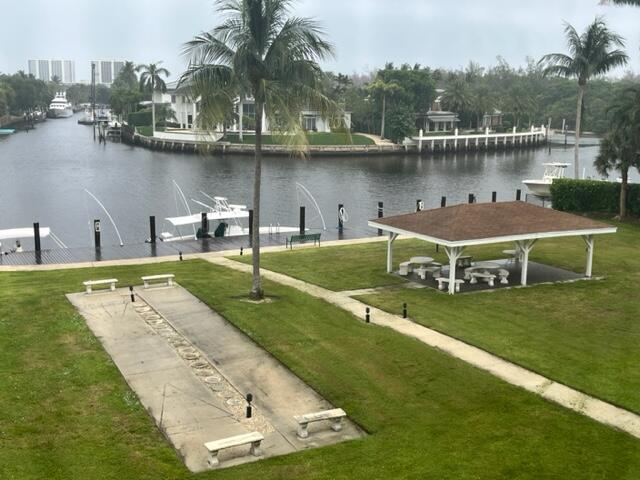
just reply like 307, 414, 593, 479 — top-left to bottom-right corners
403, 302, 407, 319
240, 246, 244, 256
129, 286, 135, 303
246, 393, 253, 418
365, 307, 370, 323
179, 251, 183, 261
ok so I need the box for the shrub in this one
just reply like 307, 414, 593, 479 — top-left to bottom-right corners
551, 178, 640, 216
127, 110, 152, 127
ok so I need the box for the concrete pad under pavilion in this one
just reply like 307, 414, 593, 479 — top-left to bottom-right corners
368, 201, 617, 295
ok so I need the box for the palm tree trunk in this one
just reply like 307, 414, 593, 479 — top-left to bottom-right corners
620, 168, 628, 219
250, 99, 264, 300
574, 85, 586, 179
151, 78, 156, 135
380, 94, 386, 139
239, 97, 244, 142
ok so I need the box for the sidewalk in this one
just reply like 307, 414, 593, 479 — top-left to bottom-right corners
208, 256, 640, 440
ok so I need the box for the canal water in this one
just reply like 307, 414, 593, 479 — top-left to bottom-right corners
0, 114, 611, 249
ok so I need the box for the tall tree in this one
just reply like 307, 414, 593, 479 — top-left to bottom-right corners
136, 62, 170, 132
181, 0, 338, 299
366, 78, 401, 139
540, 19, 628, 178
595, 86, 640, 218
441, 76, 472, 120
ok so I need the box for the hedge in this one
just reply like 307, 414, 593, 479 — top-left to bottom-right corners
551, 178, 640, 216
127, 110, 152, 127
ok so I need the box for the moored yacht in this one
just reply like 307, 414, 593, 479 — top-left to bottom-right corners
523, 162, 570, 198
47, 92, 73, 118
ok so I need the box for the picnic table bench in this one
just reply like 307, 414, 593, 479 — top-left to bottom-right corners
294, 408, 346, 439
83, 278, 118, 294
286, 233, 321, 249
204, 431, 264, 468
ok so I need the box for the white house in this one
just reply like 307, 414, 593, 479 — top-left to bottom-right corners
152, 81, 199, 129
152, 85, 351, 135
417, 88, 460, 132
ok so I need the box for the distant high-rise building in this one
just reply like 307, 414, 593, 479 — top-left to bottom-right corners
91, 60, 127, 85
27, 59, 75, 83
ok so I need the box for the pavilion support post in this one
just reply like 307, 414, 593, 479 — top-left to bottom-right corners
516, 239, 537, 286
386, 233, 398, 273
582, 235, 594, 278
444, 246, 463, 295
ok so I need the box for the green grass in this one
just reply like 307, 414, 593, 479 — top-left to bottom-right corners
136, 126, 165, 136
235, 220, 640, 416
223, 132, 374, 146
1, 260, 640, 479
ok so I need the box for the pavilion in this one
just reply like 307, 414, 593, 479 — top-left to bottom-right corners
368, 201, 617, 295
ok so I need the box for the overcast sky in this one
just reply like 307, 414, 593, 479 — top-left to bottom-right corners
1, 0, 639, 82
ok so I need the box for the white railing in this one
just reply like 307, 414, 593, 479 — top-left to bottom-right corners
410, 126, 547, 150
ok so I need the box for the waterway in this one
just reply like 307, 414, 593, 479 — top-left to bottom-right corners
0, 114, 614, 249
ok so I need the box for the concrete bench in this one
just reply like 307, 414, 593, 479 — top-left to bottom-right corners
204, 431, 264, 468
469, 272, 496, 287
498, 269, 510, 284
456, 255, 473, 268
415, 265, 442, 280
399, 261, 413, 276
141, 274, 175, 289
436, 277, 464, 292
294, 408, 346, 439
83, 278, 118, 294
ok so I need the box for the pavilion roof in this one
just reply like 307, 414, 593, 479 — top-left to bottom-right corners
369, 201, 616, 247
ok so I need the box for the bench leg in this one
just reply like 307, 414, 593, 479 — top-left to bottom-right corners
143, 281, 149, 289
488, 278, 495, 287
455, 282, 461, 293
208, 450, 220, 468
249, 440, 262, 457
297, 422, 309, 439
168, 278, 173, 287
85, 286, 92, 294
110, 283, 116, 292
501, 277, 509, 285
331, 417, 344, 432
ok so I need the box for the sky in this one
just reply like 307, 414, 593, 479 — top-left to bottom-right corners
1, 0, 640, 82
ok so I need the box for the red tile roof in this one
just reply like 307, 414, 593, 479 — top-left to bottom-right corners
370, 202, 614, 243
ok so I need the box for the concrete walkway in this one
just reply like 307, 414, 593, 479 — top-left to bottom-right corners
358, 133, 395, 146
68, 286, 362, 472
208, 257, 640, 440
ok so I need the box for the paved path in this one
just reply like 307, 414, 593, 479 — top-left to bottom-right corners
358, 133, 395, 146
68, 286, 361, 472
208, 257, 640, 440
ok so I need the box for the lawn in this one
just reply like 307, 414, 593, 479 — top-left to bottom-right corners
235, 219, 640, 416
222, 132, 375, 146
1, 260, 640, 479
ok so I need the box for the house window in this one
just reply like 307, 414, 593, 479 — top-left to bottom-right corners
242, 102, 255, 118
303, 116, 316, 131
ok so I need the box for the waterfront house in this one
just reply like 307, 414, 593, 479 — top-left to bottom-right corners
152, 81, 199, 130
152, 86, 351, 136
482, 109, 504, 129
227, 97, 351, 134
416, 89, 460, 133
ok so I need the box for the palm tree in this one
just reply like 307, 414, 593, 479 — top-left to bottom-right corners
136, 62, 170, 133
181, 0, 338, 299
441, 76, 472, 121
539, 19, 628, 178
366, 78, 401, 139
470, 85, 495, 130
603, 0, 640, 5
595, 86, 640, 218
502, 85, 536, 129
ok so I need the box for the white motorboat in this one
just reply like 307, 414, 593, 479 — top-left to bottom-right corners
522, 163, 570, 198
0, 227, 67, 254
47, 92, 73, 118
160, 192, 299, 242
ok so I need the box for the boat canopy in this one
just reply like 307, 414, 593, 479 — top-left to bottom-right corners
165, 211, 249, 227
0, 227, 50, 240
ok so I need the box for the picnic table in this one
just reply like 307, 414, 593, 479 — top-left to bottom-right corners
409, 256, 434, 266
